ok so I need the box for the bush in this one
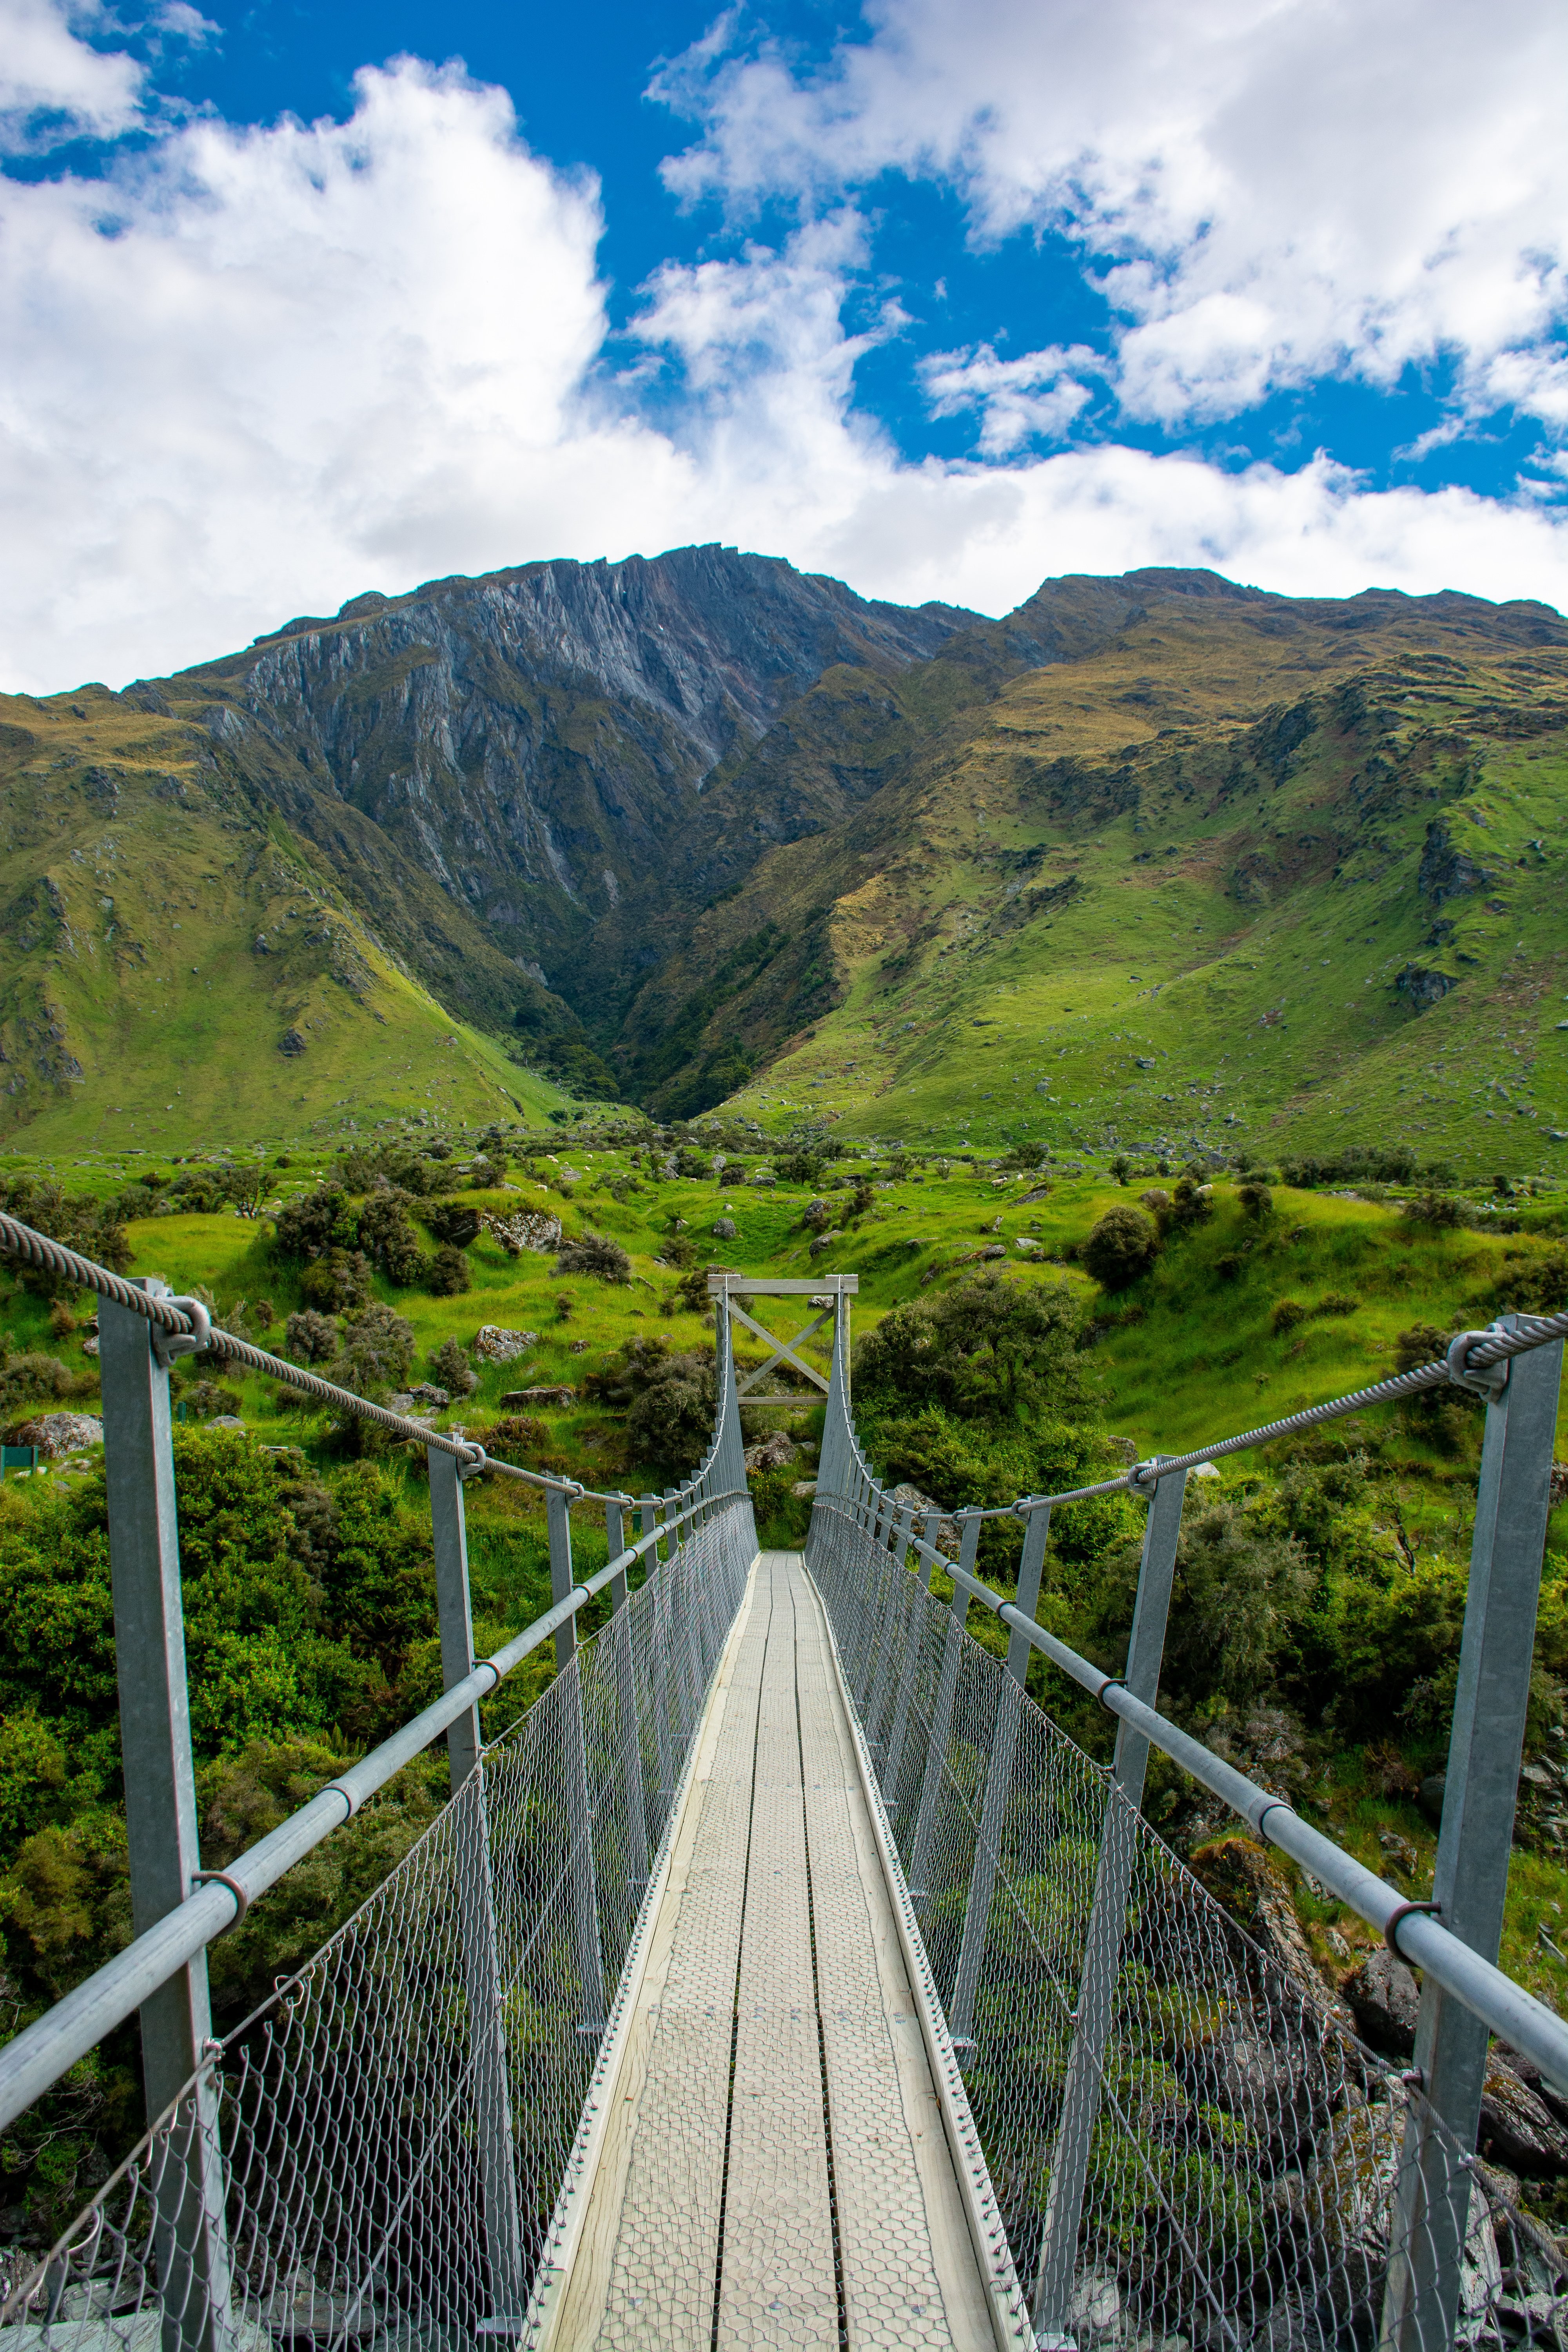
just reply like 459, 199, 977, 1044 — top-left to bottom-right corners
428, 1338, 478, 1394
331, 1303, 415, 1399
300, 1249, 373, 1314
0, 1354, 76, 1412
1082, 1207, 1161, 1291
854, 1271, 1098, 1425
355, 1189, 425, 1284
0, 1177, 130, 1299
1270, 1299, 1307, 1336
427, 1245, 470, 1296
585, 1336, 716, 1469
1086, 1499, 1312, 1718
1400, 1191, 1464, 1229
284, 1309, 338, 1365
1490, 1250, 1568, 1316
1278, 1144, 1420, 1189
1168, 1176, 1214, 1229
1312, 1292, 1360, 1317
556, 1231, 632, 1282
1237, 1181, 1273, 1220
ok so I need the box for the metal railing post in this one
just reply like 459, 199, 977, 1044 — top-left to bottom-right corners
907, 1511, 981, 1905
546, 1488, 606, 2035
99, 1286, 233, 2352
604, 1497, 650, 1898
427, 1446, 521, 2314
864, 1506, 913, 1758
1382, 1319, 1567, 2352
1034, 1463, 1189, 2337
884, 1510, 944, 1811
949, 1506, 1052, 2054
640, 1490, 675, 1813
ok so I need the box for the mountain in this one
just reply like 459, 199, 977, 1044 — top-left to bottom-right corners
2, 550, 1566, 1173
0, 548, 978, 1150
618, 570, 1568, 1175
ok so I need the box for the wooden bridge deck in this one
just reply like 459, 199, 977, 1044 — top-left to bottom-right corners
540, 1553, 1000, 2350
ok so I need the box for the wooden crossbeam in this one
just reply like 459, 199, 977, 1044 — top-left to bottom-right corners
729, 1299, 833, 1397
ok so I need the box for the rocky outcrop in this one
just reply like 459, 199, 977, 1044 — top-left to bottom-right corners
1418, 818, 1493, 908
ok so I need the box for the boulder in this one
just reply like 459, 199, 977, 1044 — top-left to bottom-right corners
1341, 1949, 1420, 2056
13, 1411, 105, 1457
1188, 1835, 1357, 2034
474, 1326, 540, 1363
408, 1383, 450, 1407
744, 1432, 800, 1474
498, 1385, 576, 1408
712, 1218, 738, 1239
808, 1229, 843, 1258
480, 1211, 562, 1257
1479, 2058, 1568, 2174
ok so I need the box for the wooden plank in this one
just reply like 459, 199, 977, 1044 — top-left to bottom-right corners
706, 1276, 859, 1294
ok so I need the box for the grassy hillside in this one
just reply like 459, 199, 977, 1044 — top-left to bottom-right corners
623, 579, 1568, 1176
0, 687, 575, 1152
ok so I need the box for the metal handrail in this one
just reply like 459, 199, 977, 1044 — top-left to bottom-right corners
0, 1482, 746, 2132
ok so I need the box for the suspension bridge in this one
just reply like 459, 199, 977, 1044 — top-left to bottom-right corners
1, 1221, 1567, 2352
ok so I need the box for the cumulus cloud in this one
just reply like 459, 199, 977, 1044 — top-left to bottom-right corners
659, 0, 1568, 434
2, 0, 1568, 693
1, 0, 147, 143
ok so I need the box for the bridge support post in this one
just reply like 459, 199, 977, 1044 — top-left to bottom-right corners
547, 1490, 607, 2036
907, 1511, 982, 1907
949, 1506, 1051, 2054
100, 1287, 233, 2352
1382, 1320, 1566, 2352
864, 1506, 913, 1760
428, 1446, 523, 2317
604, 1498, 650, 1900
1033, 1463, 1188, 2338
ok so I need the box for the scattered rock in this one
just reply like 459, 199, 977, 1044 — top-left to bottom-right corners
279, 1027, 307, 1056
791, 1479, 818, 1498
808, 1229, 844, 1257
207, 1414, 247, 1433
1188, 1835, 1357, 2031
481, 1211, 562, 1256
1479, 2058, 1568, 2173
408, 1383, 450, 1406
1377, 1829, 1419, 1873
744, 1431, 800, 1474
568, 1339, 588, 1354
712, 1218, 738, 1239
1341, 1948, 1420, 2056
474, 1325, 540, 1363
12, 1411, 104, 1457
81, 1335, 100, 1356
498, 1385, 576, 1408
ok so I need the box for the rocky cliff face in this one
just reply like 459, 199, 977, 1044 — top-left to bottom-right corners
176, 545, 977, 1027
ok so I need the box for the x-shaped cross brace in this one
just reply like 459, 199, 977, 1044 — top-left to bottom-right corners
728, 1298, 833, 1399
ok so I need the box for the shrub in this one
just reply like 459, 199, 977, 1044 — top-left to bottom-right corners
1168, 1176, 1213, 1229
355, 1189, 425, 1284
0, 1177, 130, 1299
1270, 1298, 1307, 1336
331, 1303, 416, 1398
1278, 1144, 1419, 1189
0, 1353, 76, 1412
1312, 1292, 1360, 1317
428, 1338, 478, 1394
1490, 1250, 1568, 1316
585, 1336, 716, 1469
482, 1415, 571, 1475
1400, 1191, 1464, 1229
661, 1233, 699, 1270
426, 1245, 470, 1296
1082, 1207, 1161, 1290
1110, 1154, 1132, 1185
556, 1231, 632, 1282
300, 1249, 374, 1314
1087, 1499, 1312, 1717
274, 1185, 355, 1262
1237, 1181, 1274, 1220
854, 1271, 1098, 1425
284, 1308, 339, 1365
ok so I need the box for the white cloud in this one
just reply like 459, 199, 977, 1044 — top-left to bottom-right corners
2, 1, 1568, 695
659, 0, 1568, 435
1, 0, 147, 143
919, 343, 1099, 455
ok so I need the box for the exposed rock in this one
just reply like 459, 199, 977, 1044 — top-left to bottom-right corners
474, 1325, 540, 1363
12, 1411, 104, 1457
744, 1431, 800, 1474
408, 1383, 450, 1407
791, 1479, 818, 1498
808, 1229, 843, 1258
1341, 1949, 1420, 2056
1419, 818, 1494, 908
498, 1385, 576, 1408
481, 1211, 562, 1256
1396, 964, 1459, 1010
1188, 1835, 1357, 2033
207, 1414, 247, 1432
1479, 2058, 1568, 2174
712, 1218, 738, 1239
279, 1027, 306, 1056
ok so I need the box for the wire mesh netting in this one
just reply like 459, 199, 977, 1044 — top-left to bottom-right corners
0, 1499, 754, 2352
807, 1497, 1568, 2352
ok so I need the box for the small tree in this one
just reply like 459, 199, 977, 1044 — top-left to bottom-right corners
428, 1337, 479, 1394
1082, 1207, 1161, 1291
1110, 1154, 1132, 1186
1237, 1181, 1273, 1220
556, 1231, 632, 1282
428, 1245, 470, 1296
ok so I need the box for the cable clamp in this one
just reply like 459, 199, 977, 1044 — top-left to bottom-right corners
191, 1868, 251, 1931
152, 1296, 212, 1368
1384, 1897, 1439, 1960
1129, 1459, 1160, 1494
458, 1443, 489, 1482
1444, 1327, 1509, 1400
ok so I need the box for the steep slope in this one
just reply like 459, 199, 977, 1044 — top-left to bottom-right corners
0, 690, 568, 1152
171, 544, 978, 1033
622, 572, 1568, 1174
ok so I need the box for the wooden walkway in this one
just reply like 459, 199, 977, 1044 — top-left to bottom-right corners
536, 1553, 1002, 2350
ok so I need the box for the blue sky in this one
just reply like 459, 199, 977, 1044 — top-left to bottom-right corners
3, 0, 1568, 686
